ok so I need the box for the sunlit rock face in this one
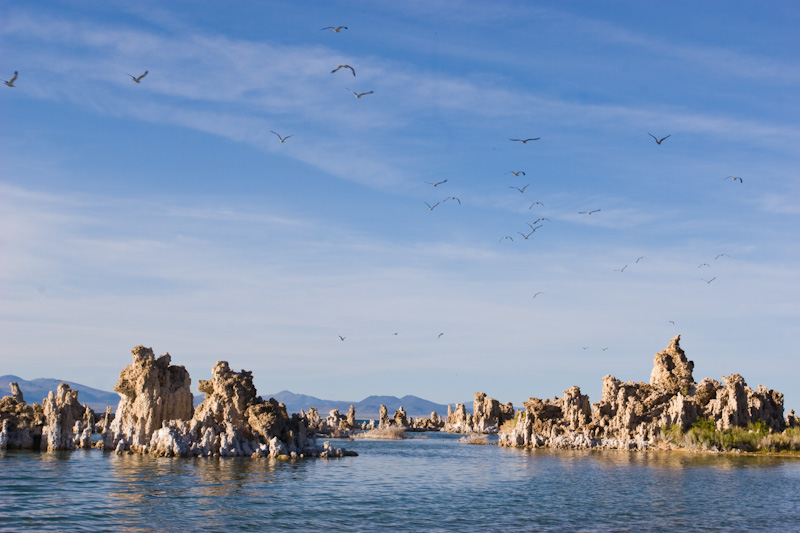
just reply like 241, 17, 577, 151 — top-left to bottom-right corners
108, 346, 194, 452
41, 383, 86, 451
443, 393, 514, 434
498, 335, 787, 450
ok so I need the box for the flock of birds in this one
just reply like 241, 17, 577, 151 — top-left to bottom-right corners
2, 23, 746, 352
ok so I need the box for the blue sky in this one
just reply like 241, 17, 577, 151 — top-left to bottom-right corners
1, 0, 798, 411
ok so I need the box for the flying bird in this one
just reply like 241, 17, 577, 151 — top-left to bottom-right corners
444, 196, 461, 205
322, 26, 348, 32
347, 88, 374, 98
270, 131, 292, 143
425, 180, 447, 187
332, 65, 356, 76
648, 133, 670, 145
715, 254, 729, 260
499, 235, 514, 242
725, 176, 743, 183
438, 332, 444, 339
601, 347, 609, 351
582, 347, 590, 350
338, 335, 346, 341
636, 256, 645, 263
578, 209, 601, 215
532, 218, 550, 224
510, 184, 530, 193
424, 202, 440, 211
533, 292, 544, 298
698, 263, 710, 268
4, 71, 18, 87
702, 277, 716, 284
510, 138, 540, 143
529, 202, 544, 209
127, 71, 148, 83
518, 231, 534, 240
614, 265, 628, 272
507, 171, 526, 176
668, 321, 675, 325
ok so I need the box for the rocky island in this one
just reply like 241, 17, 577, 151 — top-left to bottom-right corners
1, 336, 797, 455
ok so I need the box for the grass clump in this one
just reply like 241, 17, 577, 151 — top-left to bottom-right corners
354, 426, 407, 440
459, 434, 491, 445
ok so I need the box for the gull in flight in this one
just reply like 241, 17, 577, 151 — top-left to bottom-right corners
715, 254, 729, 260
499, 235, 514, 242
533, 292, 544, 298
702, 277, 716, 284
438, 332, 444, 339
510, 138, 540, 143
648, 133, 670, 145
444, 196, 461, 205
614, 265, 628, 272
347, 88, 374, 98
529, 201, 544, 209
636, 256, 645, 263
507, 171, 526, 176
322, 26, 348, 32
579, 209, 601, 215
668, 320, 675, 325
270, 131, 292, 143
698, 263, 710, 268
127, 71, 148, 83
532, 217, 550, 224
338, 335, 346, 341
332, 65, 356, 76
725, 176, 743, 183
424, 202, 440, 211
510, 184, 530, 193
601, 347, 609, 351
425, 180, 447, 187
4, 71, 18, 87
517, 229, 537, 240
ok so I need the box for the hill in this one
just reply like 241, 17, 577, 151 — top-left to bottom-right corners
0, 375, 120, 413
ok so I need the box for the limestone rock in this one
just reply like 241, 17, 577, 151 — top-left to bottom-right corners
41, 383, 86, 451
109, 346, 193, 452
649, 335, 695, 395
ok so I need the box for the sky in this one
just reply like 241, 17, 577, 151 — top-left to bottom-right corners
1, 0, 798, 412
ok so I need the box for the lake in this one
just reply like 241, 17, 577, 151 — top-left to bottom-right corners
2, 432, 799, 531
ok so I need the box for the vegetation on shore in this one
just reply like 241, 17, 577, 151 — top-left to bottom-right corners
661, 418, 800, 453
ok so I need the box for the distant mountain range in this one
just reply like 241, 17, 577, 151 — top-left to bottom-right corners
0, 375, 120, 413
0, 376, 470, 419
262, 390, 471, 419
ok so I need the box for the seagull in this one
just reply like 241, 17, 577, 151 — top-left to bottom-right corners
518, 231, 534, 240
393, 332, 398, 335
507, 171, 526, 176
4, 71, 18, 87
582, 347, 589, 350
636, 256, 645, 263
668, 320, 675, 325
601, 347, 609, 351
533, 292, 544, 298
510, 184, 530, 193
648, 133, 670, 145
614, 265, 628, 272
725, 176, 743, 183
332, 65, 356, 76
424, 202, 440, 211
510, 138, 540, 143
715, 254, 729, 260
532, 218, 550, 224
444, 196, 461, 205
322, 26, 348, 32
338, 335, 346, 341
127, 71, 148, 83
270, 131, 292, 143
425, 180, 447, 187
499, 235, 514, 242
698, 263, 710, 268
347, 88, 374, 98
438, 332, 444, 339
578, 209, 601, 215
529, 202, 544, 209
702, 277, 716, 284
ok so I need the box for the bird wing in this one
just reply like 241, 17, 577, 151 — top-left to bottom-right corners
9, 71, 18, 83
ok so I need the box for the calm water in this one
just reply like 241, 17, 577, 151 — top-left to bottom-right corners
2, 433, 799, 532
